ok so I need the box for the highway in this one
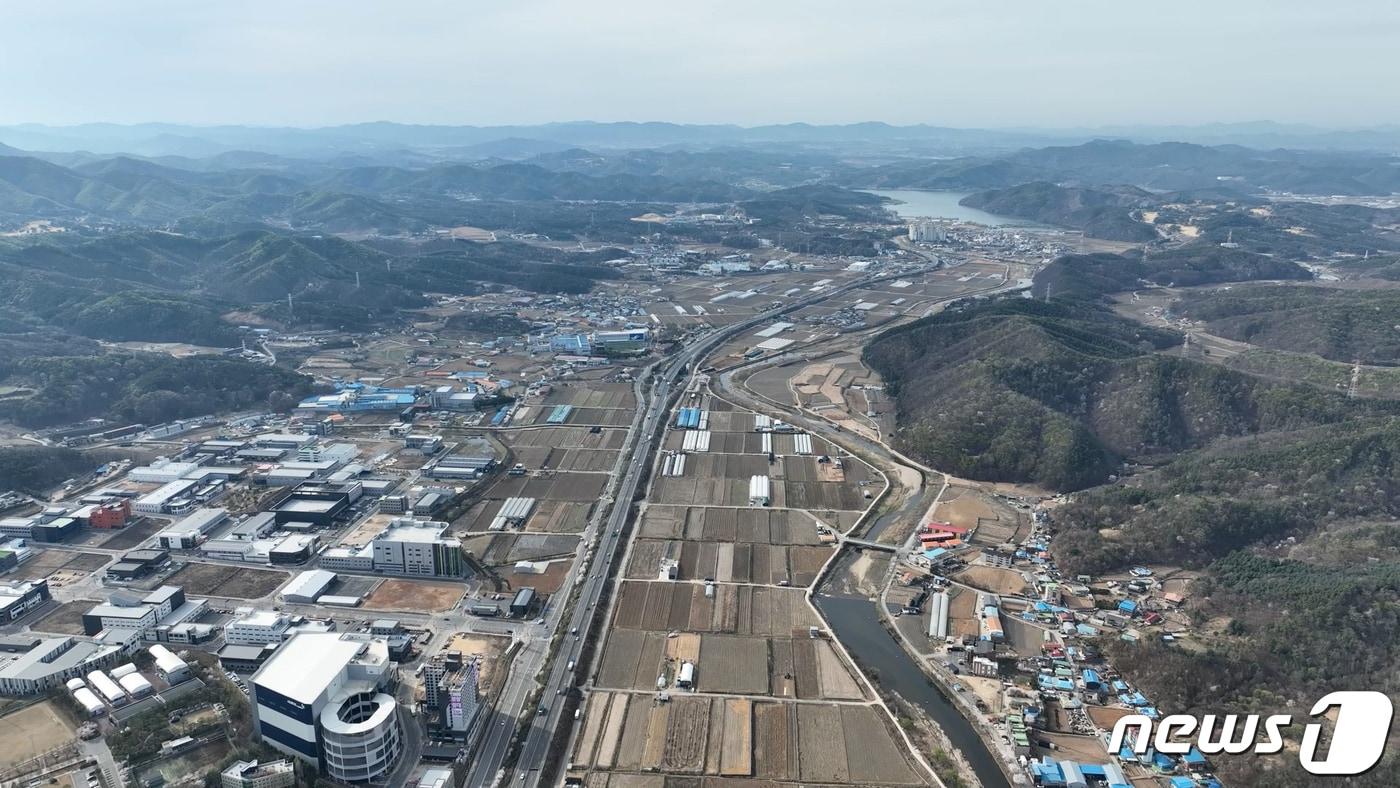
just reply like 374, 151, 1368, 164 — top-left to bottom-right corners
466, 265, 931, 788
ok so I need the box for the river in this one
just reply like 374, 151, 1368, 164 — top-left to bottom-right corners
816, 579, 1012, 788
864, 189, 1040, 228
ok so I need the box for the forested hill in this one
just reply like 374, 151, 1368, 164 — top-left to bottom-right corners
1031, 244, 1311, 302
958, 182, 1158, 241
0, 229, 623, 342
863, 298, 1387, 490
1171, 285, 1400, 365
0, 353, 319, 428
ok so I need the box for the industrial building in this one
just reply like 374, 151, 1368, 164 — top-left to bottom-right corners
251, 633, 402, 782
105, 549, 171, 580
226, 609, 294, 646
0, 509, 84, 542
218, 643, 280, 674
157, 507, 230, 549
425, 455, 495, 480
0, 637, 126, 696
509, 588, 537, 617
88, 499, 132, 529
422, 651, 481, 738
83, 586, 212, 643
128, 459, 201, 484
297, 383, 418, 413
748, 475, 771, 507
0, 579, 51, 622
280, 570, 337, 603
369, 518, 465, 578
221, 759, 297, 788
272, 482, 361, 527
593, 328, 649, 354
134, 479, 201, 514
674, 408, 708, 430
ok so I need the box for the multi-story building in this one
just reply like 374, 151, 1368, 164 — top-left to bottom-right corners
908, 220, 947, 243
225, 609, 293, 646
82, 586, 211, 643
89, 499, 132, 529
220, 759, 296, 788
0, 637, 127, 696
0, 579, 50, 622
422, 652, 481, 738
251, 633, 402, 783
370, 518, 464, 578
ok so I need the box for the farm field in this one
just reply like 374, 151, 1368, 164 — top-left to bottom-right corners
626, 539, 833, 587
636, 506, 827, 546
572, 696, 921, 784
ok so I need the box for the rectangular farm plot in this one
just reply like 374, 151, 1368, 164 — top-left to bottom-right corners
753, 702, 792, 780
796, 705, 849, 783
697, 635, 769, 694
719, 699, 753, 775
614, 694, 656, 770
661, 696, 710, 772
815, 640, 866, 700
596, 629, 667, 690
840, 705, 924, 784
573, 692, 611, 768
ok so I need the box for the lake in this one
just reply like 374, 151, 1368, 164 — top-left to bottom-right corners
864, 189, 1033, 227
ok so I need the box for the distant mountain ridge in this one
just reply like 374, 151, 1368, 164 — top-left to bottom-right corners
4, 120, 1400, 160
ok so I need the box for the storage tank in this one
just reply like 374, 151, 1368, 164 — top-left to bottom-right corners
118, 672, 154, 698
66, 677, 87, 693
110, 663, 139, 678
72, 687, 106, 717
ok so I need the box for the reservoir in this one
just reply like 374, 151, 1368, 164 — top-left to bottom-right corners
815, 588, 1012, 788
864, 189, 1035, 228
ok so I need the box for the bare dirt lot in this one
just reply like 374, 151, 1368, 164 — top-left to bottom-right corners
0, 701, 76, 765
441, 632, 510, 692
99, 519, 163, 550
165, 563, 287, 598
32, 599, 99, 635
364, 579, 463, 612
957, 564, 1029, 596
7, 550, 109, 581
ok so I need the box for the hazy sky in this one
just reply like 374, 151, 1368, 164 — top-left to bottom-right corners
2, 1, 1397, 128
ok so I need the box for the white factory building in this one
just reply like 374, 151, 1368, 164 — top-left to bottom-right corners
157, 507, 230, 550
251, 633, 402, 782
226, 609, 294, 646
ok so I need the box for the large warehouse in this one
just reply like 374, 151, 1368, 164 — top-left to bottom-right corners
280, 570, 337, 604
